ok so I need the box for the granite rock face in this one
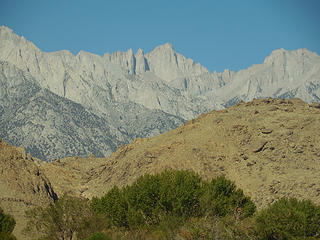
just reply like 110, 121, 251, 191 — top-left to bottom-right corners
0, 61, 184, 161
0, 26, 319, 161
0, 61, 122, 160
214, 48, 320, 107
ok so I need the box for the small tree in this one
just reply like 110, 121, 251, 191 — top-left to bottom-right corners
124, 170, 203, 227
254, 197, 320, 239
25, 195, 105, 240
0, 206, 16, 240
157, 170, 203, 217
124, 173, 163, 227
200, 176, 256, 219
91, 186, 128, 227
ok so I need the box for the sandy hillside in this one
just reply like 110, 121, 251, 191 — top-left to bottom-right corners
42, 98, 320, 209
0, 139, 57, 239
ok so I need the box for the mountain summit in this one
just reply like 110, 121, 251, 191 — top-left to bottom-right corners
0, 26, 319, 161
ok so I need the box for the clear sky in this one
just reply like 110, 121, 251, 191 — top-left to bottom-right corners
1, 0, 319, 72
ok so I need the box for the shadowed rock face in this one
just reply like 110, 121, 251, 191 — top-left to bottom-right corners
1, 98, 320, 239
0, 26, 320, 162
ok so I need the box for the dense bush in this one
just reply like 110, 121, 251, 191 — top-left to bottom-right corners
125, 170, 203, 227
156, 170, 203, 217
254, 197, 320, 239
0, 206, 16, 240
124, 173, 162, 227
200, 176, 256, 219
91, 186, 128, 227
92, 170, 255, 229
91, 170, 204, 228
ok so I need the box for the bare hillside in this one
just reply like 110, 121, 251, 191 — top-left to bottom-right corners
42, 98, 320, 209
0, 139, 57, 239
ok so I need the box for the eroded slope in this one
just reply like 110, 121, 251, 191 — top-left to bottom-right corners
0, 139, 57, 239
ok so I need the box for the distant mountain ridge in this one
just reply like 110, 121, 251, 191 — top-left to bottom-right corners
0, 25, 319, 161
0, 60, 183, 161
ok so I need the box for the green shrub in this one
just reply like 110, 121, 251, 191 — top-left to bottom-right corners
200, 176, 256, 218
0, 207, 16, 239
254, 197, 320, 239
124, 173, 162, 226
92, 170, 255, 230
124, 169, 203, 226
92, 186, 128, 227
85, 232, 113, 240
156, 170, 203, 217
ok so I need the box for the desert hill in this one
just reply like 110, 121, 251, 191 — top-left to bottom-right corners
67, 98, 320, 209
1, 98, 320, 239
37, 98, 320, 206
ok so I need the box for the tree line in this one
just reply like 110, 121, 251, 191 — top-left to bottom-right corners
2, 169, 320, 239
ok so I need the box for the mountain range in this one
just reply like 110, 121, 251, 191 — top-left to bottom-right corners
0, 26, 320, 161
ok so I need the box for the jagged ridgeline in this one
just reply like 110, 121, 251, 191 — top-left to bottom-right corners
0, 26, 320, 161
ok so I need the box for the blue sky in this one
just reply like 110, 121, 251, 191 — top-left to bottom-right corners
1, 0, 319, 72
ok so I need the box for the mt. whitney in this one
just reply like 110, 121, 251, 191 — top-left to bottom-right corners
0, 26, 319, 161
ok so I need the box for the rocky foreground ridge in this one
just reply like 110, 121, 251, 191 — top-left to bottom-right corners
1, 26, 320, 161
1, 98, 320, 239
